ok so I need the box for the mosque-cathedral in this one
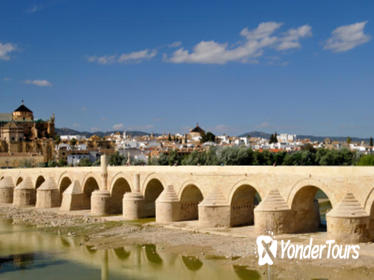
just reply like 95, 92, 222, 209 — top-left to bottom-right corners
0, 102, 55, 165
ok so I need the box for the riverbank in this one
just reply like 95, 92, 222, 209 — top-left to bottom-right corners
1, 204, 374, 279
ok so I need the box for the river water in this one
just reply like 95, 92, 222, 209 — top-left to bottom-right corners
0, 219, 263, 280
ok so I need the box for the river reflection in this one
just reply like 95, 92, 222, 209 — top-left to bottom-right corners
0, 219, 263, 280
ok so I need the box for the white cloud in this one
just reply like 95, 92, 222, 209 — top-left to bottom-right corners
168, 41, 182, 48
128, 124, 154, 131
256, 122, 271, 129
24, 80, 52, 87
324, 21, 370, 52
113, 123, 124, 130
118, 49, 157, 63
88, 49, 157, 65
87, 55, 116, 65
26, 4, 43, 14
167, 22, 311, 64
0, 42, 17, 61
277, 25, 312, 50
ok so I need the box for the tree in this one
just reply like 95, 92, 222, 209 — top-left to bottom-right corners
55, 135, 61, 145
47, 160, 57, 167
168, 133, 172, 142
346, 137, 352, 145
301, 143, 316, 153
269, 133, 278, 144
109, 152, 126, 166
78, 158, 92, 167
70, 138, 77, 147
201, 131, 216, 143
357, 154, 374, 166
370, 137, 373, 147
57, 158, 67, 167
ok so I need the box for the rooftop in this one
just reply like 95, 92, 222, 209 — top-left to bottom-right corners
190, 124, 205, 134
14, 104, 33, 113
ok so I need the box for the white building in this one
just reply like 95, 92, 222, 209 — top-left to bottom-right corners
277, 133, 297, 143
60, 135, 86, 141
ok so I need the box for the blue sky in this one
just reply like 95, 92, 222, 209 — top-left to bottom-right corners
0, 1, 373, 137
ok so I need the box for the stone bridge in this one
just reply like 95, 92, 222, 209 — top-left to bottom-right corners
1, 155, 374, 243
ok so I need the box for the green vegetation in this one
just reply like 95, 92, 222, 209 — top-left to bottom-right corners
109, 151, 127, 166
269, 132, 278, 144
78, 158, 92, 167
70, 138, 77, 147
200, 131, 216, 143
357, 154, 374, 166
151, 146, 366, 166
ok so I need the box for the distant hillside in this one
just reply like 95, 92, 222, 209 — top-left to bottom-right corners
239, 131, 370, 143
56, 128, 155, 138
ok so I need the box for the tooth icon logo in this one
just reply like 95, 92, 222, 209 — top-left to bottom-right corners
256, 235, 277, 266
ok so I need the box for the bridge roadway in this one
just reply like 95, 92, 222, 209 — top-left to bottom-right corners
1, 155, 374, 243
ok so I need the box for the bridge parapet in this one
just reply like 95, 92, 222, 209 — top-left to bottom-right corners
1, 166, 374, 242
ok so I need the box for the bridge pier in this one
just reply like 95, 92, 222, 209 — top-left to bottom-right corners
60, 180, 85, 211
198, 189, 230, 227
91, 190, 111, 216
123, 192, 144, 220
36, 177, 60, 208
123, 174, 145, 220
155, 185, 180, 223
254, 189, 293, 234
13, 177, 35, 207
0, 176, 14, 203
327, 193, 370, 243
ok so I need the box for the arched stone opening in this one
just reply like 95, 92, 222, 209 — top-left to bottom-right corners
110, 178, 131, 214
144, 179, 164, 217
35, 176, 45, 189
113, 248, 130, 260
179, 184, 203, 221
368, 198, 374, 241
230, 185, 261, 227
144, 244, 163, 265
83, 177, 99, 209
59, 177, 72, 194
233, 265, 261, 280
16, 177, 23, 186
182, 256, 203, 271
291, 186, 332, 233
59, 177, 72, 205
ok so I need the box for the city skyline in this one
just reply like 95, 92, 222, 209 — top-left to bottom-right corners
1, 1, 373, 137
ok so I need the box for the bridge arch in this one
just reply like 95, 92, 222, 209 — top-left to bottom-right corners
113, 247, 131, 260
16, 176, 23, 186
59, 176, 72, 194
182, 256, 203, 271
110, 175, 132, 214
82, 176, 100, 209
229, 181, 262, 227
35, 175, 46, 189
288, 179, 333, 233
178, 182, 204, 221
364, 187, 374, 241
143, 177, 165, 218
